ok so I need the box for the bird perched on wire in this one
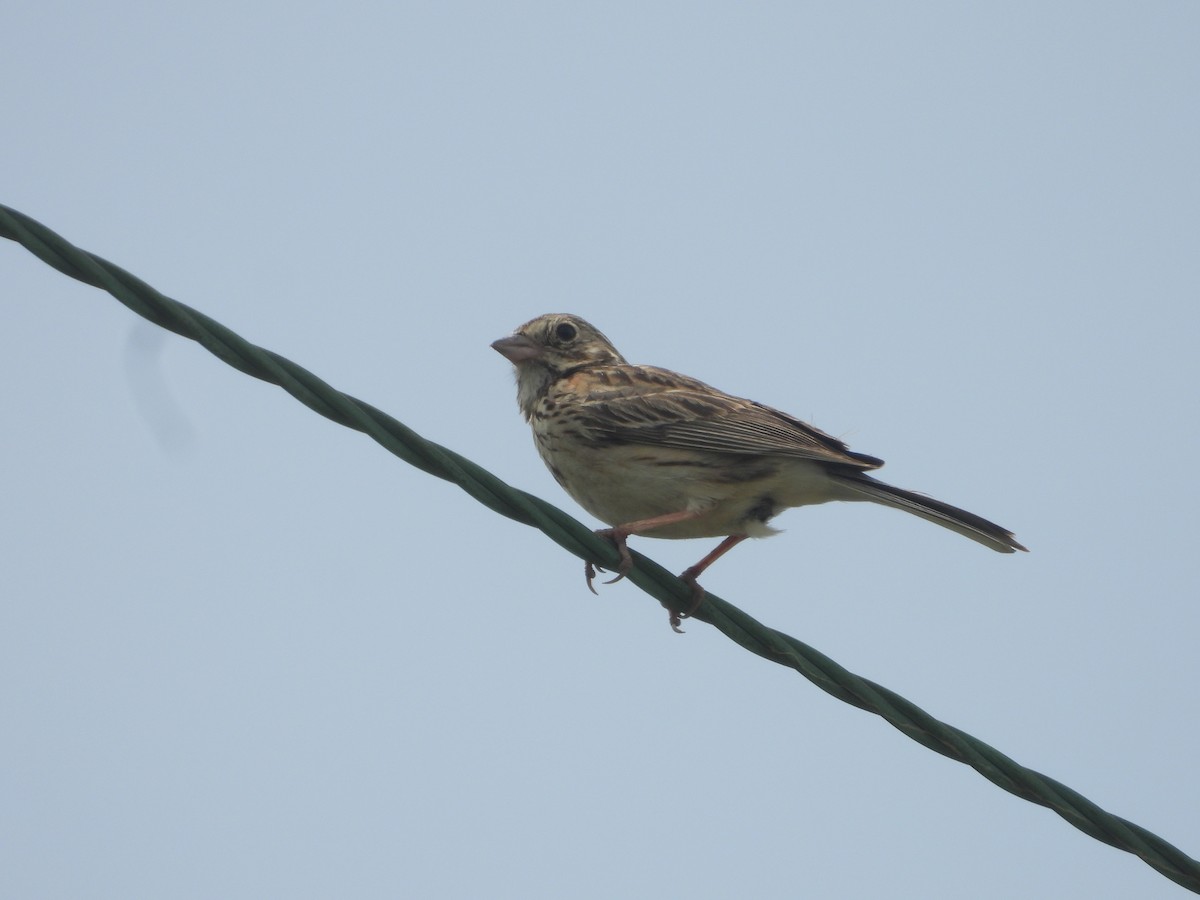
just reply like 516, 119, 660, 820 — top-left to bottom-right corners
493, 313, 1025, 631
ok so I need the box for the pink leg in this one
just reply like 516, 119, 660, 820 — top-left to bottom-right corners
586, 508, 711, 592
669, 534, 749, 631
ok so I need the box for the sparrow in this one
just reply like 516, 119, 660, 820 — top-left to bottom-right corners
493, 313, 1025, 630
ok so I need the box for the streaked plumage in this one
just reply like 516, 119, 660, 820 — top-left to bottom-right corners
493, 313, 1025, 629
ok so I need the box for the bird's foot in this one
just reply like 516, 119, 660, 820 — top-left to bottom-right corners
668, 567, 708, 633
585, 528, 633, 593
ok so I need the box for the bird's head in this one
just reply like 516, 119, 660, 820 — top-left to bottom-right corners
492, 314, 626, 418
493, 313, 624, 371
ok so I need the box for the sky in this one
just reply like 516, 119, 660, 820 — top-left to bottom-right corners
3, 3, 1199, 898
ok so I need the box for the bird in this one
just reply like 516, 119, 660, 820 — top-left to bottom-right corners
492, 313, 1026, 630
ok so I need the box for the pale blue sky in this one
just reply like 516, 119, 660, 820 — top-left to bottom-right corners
3, 3, 1199, 898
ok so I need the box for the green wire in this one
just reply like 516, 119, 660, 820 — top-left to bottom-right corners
4, 202, 1198, 894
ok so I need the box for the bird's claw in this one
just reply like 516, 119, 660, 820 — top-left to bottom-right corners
584, 528, 633, 592
585, 528, 706, 637
668, 571, 708, 634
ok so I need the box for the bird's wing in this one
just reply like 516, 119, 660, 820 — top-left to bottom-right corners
568, 365, 883, 470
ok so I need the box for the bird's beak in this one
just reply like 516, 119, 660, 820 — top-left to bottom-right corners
491, 334, 543, 363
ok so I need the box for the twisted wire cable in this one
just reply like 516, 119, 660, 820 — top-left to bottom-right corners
3, 203, 1197, 894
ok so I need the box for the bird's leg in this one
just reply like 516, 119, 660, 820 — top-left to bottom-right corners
587, 508, 709, 591
670, 534, 750, 631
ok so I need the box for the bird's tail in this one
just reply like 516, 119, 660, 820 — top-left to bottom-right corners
832, 474, 1027, 553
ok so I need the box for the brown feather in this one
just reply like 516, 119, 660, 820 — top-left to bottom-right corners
564, 365, 882, 470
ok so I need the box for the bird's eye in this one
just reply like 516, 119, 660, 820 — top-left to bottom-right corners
554, 322, 578, 343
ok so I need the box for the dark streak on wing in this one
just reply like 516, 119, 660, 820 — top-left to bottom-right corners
572, 365, 884, 470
